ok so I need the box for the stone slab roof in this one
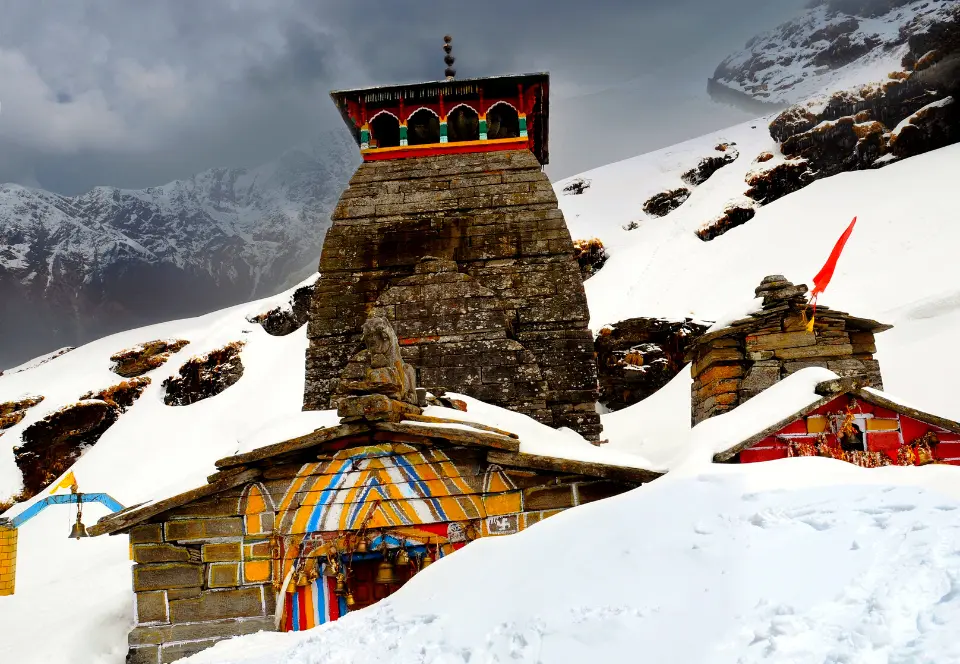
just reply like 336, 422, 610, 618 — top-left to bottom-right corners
90, 415, 661, 537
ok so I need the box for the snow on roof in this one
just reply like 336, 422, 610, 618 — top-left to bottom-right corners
177, 459, 960, 664
687, 367, 839, 465
424, 394, 664, 473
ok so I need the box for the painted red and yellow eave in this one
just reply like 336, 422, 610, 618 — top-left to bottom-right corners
361, 136, 530, 161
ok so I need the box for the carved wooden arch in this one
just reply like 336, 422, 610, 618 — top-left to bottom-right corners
369, 110, 402, 148
486, 102, 521, 140
406, 107, 441, 145
405, 106, 440, 122
446, 103, 480, 142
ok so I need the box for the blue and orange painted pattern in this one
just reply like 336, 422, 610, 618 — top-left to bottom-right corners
277, 447, 490, 534
283, 572, 346, 631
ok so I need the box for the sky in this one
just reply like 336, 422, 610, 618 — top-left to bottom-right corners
0, 0, 810, 193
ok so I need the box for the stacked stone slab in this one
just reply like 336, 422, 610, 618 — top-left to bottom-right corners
125, 518, 276, 664
305, 149, 601, 440
687, 275, 891, 425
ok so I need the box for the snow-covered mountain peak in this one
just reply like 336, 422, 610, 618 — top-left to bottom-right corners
711, 0, 958, 106
0, 130, 359, 369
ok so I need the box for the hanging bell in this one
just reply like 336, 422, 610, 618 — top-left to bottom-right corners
374, 558, 399, 585
323, 557, 338, 576
355, 535, 368, 554
296, 570, 310, 587
396, 548, 410, 566
334, 573, 347, 594
68, 512, 88, 540
345, 591, 356, 608
420, 552, 433, 570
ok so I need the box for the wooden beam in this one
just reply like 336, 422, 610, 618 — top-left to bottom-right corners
214, 424, 371, 469
89, 468, 261, 537
401, 413, 518, 439
374, 421, 520, 452
486, 451, 660, 484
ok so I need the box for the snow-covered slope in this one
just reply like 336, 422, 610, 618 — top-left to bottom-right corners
183, 460, 960, 664
710, 0, 958, 106
0, 131, 358, 369
3, 123, 960, 662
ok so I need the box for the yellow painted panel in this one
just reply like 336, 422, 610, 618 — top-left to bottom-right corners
244, 560, 271, 583
806, 416, 827, 433
485, 472, 513, 494
867, 418, 899, 431
483, 492, 522, 517
0, 525, 15, 596
246, 486, 266, 514
245, 514, 263, 535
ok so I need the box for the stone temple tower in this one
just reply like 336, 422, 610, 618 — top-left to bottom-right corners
303, 64, 602, 440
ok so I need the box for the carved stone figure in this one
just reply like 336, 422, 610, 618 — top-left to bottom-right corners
333, 317, 419, 409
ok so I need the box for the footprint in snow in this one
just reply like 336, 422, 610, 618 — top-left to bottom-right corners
858, 504, 916, 515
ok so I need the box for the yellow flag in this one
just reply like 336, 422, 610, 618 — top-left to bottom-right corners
50, 471, 78, 494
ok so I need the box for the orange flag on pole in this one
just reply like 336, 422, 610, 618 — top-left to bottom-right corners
806, 216, 857, 331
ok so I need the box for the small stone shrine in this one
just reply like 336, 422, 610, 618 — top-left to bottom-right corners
304, 53, 601, 440
687, 275, 891, 425
91, 317, 656, 663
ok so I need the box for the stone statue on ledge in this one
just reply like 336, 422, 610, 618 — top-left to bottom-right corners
332, 317, 423, 422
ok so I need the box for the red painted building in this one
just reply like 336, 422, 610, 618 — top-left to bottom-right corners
714, 379, 960, 468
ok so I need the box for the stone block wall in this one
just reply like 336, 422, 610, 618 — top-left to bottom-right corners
125, 518, 276, 664
688, 275, 889, 425
304, 149, 601, 439
0, 522, 16, 596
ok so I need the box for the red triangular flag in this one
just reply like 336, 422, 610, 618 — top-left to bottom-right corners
811, 216, 857, 298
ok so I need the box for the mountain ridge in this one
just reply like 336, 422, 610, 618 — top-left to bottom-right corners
0, 130, 359, 368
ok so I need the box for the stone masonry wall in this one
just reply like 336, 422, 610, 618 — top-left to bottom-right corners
304, 149, 601, 439
689, 275, 888, 425
125, 517, 276, 664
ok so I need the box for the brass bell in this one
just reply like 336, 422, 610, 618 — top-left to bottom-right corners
345, 591, 356, 608
69, 513, 88, 540
355, 536, 368, 554
396, 548, 410, 566
374, 558, 399, 585
323, 557, 338, 576
295, 569, 310, 587
420, 552, 433, 570
334, 573, 347, 594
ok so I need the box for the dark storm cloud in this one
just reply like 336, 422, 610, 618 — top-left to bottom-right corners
0, 0, 809, 193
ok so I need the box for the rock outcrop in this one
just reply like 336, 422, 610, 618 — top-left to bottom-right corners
163, 342, 245, 406
110, 339, 190, 378
250, 281, 316, 337
642, 188, 691, 218
15, 401, 119, 497
0, 396, 44, 431
596, 318, 709, 411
